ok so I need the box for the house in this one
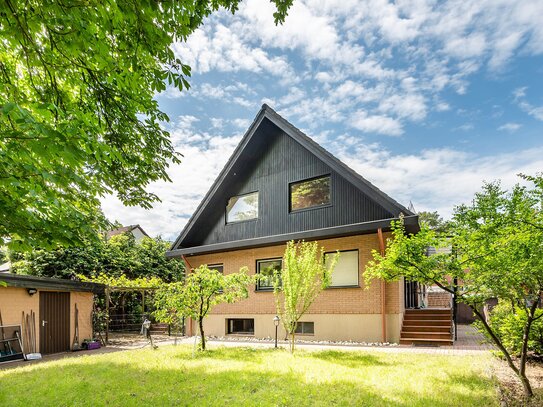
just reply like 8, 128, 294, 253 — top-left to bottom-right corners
106, 224, 149, 242
0, 274, 104, 357
167, 105, 451, 344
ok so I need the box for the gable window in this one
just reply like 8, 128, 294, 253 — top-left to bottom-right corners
227, 318, 254, 335
256, 258, 282, 291
290, 175, 331, 211
295, 322, 314, 335
208, 264, 223, 274
325, 250, 359, 287
226, 192, 259, 223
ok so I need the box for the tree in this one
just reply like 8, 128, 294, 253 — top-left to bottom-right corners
10, 232, 184, 282
154, 265, 252, 351
418, 211, 449, 233
273, 241, 337, 353
365, 175, 543, 398
0, 0, 294, 251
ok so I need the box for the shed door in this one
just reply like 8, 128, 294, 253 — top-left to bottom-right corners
39, 292, 70, 354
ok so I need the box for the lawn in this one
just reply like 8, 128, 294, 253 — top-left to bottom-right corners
0, 346, 498, 406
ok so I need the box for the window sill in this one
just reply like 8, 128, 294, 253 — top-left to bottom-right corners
289, 203, 332, 214
226, 333, 255, 336
226, 218, 258, 225
255, 288, 275, 292
326, 285, 360, 289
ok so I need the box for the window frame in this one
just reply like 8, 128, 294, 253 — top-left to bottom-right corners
325, 249, 360, 288
295, 321, 315, 335
226, 318, 255, 335
225, 191, 259, 224
255, 257, 282, 292
289, 174, 332, 213
207, 264, 224, 274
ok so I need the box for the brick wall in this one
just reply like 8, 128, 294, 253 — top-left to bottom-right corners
0, 287, 94, 353
186, 233, 400, 316
427, 291, 452, 308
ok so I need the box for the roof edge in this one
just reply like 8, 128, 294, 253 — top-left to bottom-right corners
167, 215, 419, 257
0, 273, 106, 293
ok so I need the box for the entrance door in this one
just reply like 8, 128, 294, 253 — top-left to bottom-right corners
39, 292, 70, 354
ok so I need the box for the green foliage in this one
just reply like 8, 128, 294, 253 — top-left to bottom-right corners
274, 240, 337, 352
10, 232, 184, 282
365, 174, 543, 397
154, 265, 252, 350
79, 273, 163, 289
418, 211, 450, 233
479, 301, 543, 356
0, 0, 293, 250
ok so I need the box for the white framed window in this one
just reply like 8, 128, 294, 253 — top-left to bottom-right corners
226, 192, 259, 223
325, 250, 359, 287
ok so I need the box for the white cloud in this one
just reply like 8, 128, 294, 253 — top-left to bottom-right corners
498, 122, 522, 132
351, 110, 403, 136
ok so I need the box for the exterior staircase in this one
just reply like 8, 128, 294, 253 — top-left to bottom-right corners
400, 308, 453, 346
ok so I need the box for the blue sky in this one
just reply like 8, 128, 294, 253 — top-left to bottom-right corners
102, 0, 543, 240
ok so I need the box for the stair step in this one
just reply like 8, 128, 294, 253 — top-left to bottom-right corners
402, 325, 451, 333
404, 314, 451, 320
403, 320, 451, 326
401, 331, 452, 339
400, 338, 454, 346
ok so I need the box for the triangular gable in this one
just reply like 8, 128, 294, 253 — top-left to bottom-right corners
171, 105, 413, 251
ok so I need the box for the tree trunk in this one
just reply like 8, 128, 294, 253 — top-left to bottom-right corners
472, 306, 533, 398
290, 331, 295, 353
198, 317, 206, 351
518, 300, 539, 398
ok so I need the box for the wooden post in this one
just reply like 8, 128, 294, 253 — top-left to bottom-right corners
377, 228, 387, 343
105, 287, 110, 345
142, 290, 145, 315
181, 255, 194, 336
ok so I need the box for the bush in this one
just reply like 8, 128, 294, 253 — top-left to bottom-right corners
477, 300, 543, 356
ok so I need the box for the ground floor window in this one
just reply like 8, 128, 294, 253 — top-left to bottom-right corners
295, 321, 314, 335
227, 318, 254, 335
325, 249, 359, 287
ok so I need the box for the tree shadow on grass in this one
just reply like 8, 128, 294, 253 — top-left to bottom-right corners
0, 348, 498, 407
308, 350, 389, 368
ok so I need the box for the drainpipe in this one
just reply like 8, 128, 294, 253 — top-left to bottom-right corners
181, 255, 194, 337
377, 228, 387, 343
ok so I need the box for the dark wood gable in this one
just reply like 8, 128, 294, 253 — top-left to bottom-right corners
171, 106, 413, 252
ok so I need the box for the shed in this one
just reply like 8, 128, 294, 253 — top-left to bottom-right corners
0, 274, 104, 356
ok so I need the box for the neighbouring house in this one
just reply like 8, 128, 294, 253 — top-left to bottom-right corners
167, 105, 453, 345
0, 274, 104, 357
106, 224, 149, 242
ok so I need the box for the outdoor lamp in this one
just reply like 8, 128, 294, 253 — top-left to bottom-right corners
27, 288, 37, 296
273, 315, 280, 348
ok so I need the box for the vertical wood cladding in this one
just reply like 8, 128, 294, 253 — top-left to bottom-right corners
182, 119, 392, 247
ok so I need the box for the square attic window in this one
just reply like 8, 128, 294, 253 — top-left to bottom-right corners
290, 175, 331, 211
226, 192, 259, 223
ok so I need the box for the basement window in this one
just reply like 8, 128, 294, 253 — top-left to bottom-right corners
325, 249, 359, 287
227, 318, 254, 335
290, 175, 331, 211
226, 192, 259, 223
295, 322, 314, 335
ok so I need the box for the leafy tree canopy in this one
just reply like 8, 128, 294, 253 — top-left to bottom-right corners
0, 0, 293, 250
10, 231, 184, 282
154, 264, 252, 350
366, 174, 543, 398
417, 211, 450, 233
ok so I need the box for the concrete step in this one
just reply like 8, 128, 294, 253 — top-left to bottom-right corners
400, 331, 453, 340
400, 337, 454, 346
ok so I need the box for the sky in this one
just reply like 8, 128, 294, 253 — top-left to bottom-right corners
101, 0, 543, 240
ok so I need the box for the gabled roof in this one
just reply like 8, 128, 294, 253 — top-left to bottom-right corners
106, 224, 149, 239
169, 105, 415, 256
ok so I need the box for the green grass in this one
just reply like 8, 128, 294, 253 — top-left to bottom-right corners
0, 346, 498, 406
